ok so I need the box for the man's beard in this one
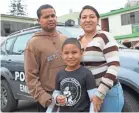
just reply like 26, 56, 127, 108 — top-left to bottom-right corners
42, 26, 56, 32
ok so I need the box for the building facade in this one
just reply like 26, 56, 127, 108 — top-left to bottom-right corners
57, 3, 139, 47
1, 14, 37, 36
57, 12, 79, 25
100, 5, 139, 40
100, 4, 139, 47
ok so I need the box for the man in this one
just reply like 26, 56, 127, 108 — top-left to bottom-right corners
24, 4, 67, 112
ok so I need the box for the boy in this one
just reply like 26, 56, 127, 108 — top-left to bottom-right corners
46, 38, 97, 112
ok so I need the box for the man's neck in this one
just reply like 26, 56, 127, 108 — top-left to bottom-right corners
43, 28, 56, 34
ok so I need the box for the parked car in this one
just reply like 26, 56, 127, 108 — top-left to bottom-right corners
118, 47, 139, 111
0, 25, 139, 112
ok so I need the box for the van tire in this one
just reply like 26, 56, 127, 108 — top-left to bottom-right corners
1, 80, 18, 112
122, 88, 139, 112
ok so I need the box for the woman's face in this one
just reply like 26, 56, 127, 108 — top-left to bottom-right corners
80, 9, 98, 33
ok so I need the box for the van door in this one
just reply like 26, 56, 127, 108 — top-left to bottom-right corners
8, 33, 34, 100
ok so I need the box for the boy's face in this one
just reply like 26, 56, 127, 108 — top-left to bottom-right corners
62, 44, 82, 69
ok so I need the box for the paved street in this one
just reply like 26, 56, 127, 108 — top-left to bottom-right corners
14, 100, 37, 112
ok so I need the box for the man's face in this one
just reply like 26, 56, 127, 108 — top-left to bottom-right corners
38, 8, 57, 31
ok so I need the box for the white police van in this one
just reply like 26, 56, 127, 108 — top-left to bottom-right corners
0, 22, 139, 112
0, 22, 84, 112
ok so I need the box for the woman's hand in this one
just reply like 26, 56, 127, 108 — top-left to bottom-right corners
91, 95, 103, 112
56, 95, 66, 106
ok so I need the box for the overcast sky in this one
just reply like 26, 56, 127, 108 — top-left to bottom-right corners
0, 0, 128, 18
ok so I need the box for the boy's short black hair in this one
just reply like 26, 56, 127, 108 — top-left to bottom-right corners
79, 5, 100, 19
37, 4, 55, 18
62, 38, 82, 50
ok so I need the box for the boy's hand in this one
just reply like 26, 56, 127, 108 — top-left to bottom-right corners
56, 95, 67, 106
91, 95, 103, 112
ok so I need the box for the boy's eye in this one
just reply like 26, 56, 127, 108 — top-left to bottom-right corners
63, 52, 68, 54
72, 51, 77, 54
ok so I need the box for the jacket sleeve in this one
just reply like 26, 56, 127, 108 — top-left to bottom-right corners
97, 33, 120, 95
24, 41, 51, 107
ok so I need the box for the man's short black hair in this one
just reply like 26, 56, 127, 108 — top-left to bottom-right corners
79, 5, 100, 19
62, 38, 82, 50
37, 4, 55, 18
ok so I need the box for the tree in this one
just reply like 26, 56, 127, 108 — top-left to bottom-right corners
9, 0, 27, 16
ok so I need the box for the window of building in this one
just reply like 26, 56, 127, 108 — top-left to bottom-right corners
135, 11, 139, 23
5, 28, 10, 34
130, 12, 135, 24
121, 11, 139, 25
4, 24, 11, 36
12, 33, 34, 55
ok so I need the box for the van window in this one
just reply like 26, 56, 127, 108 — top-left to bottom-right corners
1, 42, 6, 55
12, 33, 34, 55
5, 37, 16, 54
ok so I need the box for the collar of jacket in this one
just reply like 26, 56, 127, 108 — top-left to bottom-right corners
34, 30, 59, 38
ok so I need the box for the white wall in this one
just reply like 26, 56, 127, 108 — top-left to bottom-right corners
108, 14, 132, 36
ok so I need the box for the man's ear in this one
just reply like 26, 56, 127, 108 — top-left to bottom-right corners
37, 18, 40, 24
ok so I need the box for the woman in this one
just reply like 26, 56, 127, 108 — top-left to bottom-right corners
78, 5, 124, 112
